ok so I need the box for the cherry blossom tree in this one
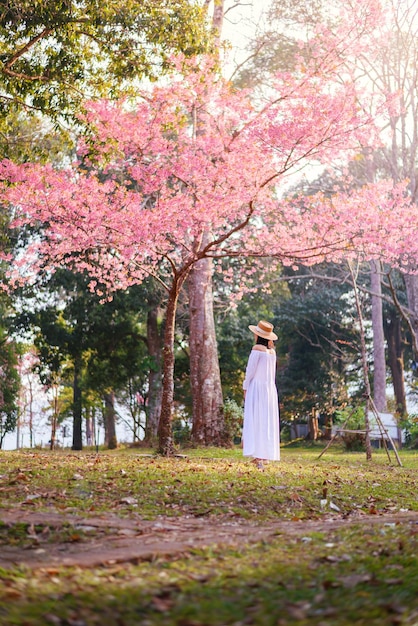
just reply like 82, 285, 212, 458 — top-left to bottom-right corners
283, 0, 418, 415
2, 18, 416, 454
352, 0, 418, 373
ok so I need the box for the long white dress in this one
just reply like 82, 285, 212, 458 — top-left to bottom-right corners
242, 348, 280, 461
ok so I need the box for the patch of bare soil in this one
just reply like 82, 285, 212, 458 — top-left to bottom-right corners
1, 509, 418, 570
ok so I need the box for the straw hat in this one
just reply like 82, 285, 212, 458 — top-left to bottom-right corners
248, 320, 277, 341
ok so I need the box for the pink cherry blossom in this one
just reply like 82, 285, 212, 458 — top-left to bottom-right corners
1, 2, 415, 451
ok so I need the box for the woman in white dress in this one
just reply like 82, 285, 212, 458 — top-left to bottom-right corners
243, 320, 280, 468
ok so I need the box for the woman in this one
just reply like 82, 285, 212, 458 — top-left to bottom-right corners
243, 320, 280, 468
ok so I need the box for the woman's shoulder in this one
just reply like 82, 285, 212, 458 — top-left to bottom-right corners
252, 345, 268, 352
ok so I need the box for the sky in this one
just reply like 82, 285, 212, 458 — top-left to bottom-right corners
221, 1, 271, 41
217, 0, 272, 70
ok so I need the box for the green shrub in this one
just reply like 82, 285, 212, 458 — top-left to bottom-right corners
172, 417, 191, 444
399, 413, 418, 448
223, 397, 243, 444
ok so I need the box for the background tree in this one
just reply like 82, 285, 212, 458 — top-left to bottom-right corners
14, 270, 162, 449
259, 0, 418, 417
84, 283, 156, 448
275, 266, 360, 436
14, 272, 88, 450
0, 183, 20, 448
0, 329, 19, 448
382, 270, 410, 416
215, 260, 289, 403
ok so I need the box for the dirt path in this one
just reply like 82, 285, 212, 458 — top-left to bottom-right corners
2, 509, 418, 570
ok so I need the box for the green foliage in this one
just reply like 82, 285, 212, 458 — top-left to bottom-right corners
216, 264, 289, 404
334, 404, 365, 426
0, 250, 20, 448
0, 0, 209, 120
82, 283, 149, 396
13, 270, 158, 445
172, 416, 191, 444
0, 111, 74, 162
276, 265, 360, 422
222, 397, 243, 444
234, 0, 327, 89
399, 414, 418, 449
0, 332, 19, 447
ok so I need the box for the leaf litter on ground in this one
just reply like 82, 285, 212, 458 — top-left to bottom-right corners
1, 445, 418, 625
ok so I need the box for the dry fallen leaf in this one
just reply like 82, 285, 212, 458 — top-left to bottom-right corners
339, 573, 372, 588
285, 601, 311, 620
4, 589, 23, 599
120, 497, 138, 505
151, 594, 174, 612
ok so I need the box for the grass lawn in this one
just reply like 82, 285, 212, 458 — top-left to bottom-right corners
0, 443, 418, 625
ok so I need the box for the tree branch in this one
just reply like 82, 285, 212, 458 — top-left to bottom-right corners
5, 27, 52, 67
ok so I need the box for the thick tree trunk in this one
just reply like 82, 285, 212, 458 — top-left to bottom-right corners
185, 0, 225, 447
104, 391, 117, 449
308, 409, 319, 440
72, 358, 83, 450
324, 414, 333, 440
157, 275, 187, 455
370, 260, 387, 412
384, 311, 407, 416
188, 258, 225, 445
145, 305, 162, 444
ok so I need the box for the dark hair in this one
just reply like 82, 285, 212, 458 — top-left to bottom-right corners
256, 335, 269, 347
